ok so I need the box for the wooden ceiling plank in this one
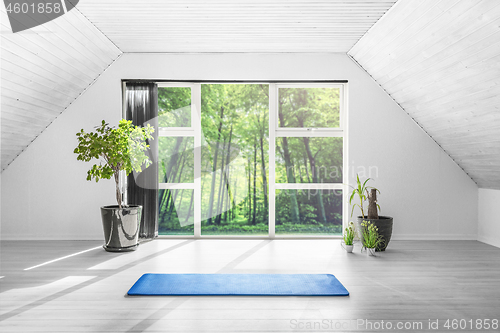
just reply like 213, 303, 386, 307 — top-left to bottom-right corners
349, 0, 447, 64
377, 16, 500, 88
1, 78, 70, 109
2, 94, 60, 118
1, 38, 94, 88
1, 68, 75, 103
364, 0, 500, 75
385, 34, 500, 96
401, 70, 500, 112
67, 9, 123, 56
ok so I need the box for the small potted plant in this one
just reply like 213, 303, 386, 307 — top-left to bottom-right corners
342, 222, 356, 253
349, 174, 393, 251
360, 220, 383, 256
74, 120, 154, 252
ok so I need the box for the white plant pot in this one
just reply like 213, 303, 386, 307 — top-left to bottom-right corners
345, 245, 354, 253
367, 248, 376, 256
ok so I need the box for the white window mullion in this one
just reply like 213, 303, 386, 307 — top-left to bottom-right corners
275, 129, 344, 138
275, 183, 343, 190
158, 128, 195, 137
268, 84, 277, 238
342, 84, 349, 231
193, 84, 202, 238
159, 183, 195, 190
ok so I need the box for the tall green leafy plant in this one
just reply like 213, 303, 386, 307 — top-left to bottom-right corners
74, 120, 154, 209
349, 174, 380, 218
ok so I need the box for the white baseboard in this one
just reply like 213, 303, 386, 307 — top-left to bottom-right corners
477, 235, 500, 249
0, 234, 102, 241
391, 234, 478, 241
2, 234, 480, 242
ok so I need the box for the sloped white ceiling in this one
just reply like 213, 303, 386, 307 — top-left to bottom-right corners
349, 0, 500, 189
0, 6, 122, 171
2, 0, 499, 190
76, 0, 397, 53
1, 0, 396, 172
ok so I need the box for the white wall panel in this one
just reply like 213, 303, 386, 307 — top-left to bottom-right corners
1, 53, 477, 241
478, 189, 500, 248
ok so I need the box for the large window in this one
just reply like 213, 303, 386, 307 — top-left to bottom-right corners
156, 82, 346, 237
271, 85, 345, 235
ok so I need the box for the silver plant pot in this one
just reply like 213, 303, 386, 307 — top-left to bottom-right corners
100, 205, 142, 252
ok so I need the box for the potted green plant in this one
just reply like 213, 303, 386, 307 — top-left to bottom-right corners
74, 120, 154, 252
342, 222, 356, 253
349, 174, 393, 251
360, 220, 383, 256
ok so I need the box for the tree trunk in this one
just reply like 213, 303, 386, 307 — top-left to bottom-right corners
215, 138, 227, 225
184, 190, 194, 225
367, 189, 379, 219
278, 105, 300, 223
303, 154, 311, 182
114, 171, 122, 209
303, 137, 327, 225
247, 156, 252, 222
207, 106, 224, 225
163, 137, 184, 183
252, 139, 257, 225
222, 126, 233, 224
258, 126, 268, 217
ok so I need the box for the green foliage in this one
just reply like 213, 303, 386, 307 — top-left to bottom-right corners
74, 119, 154, 207
158, 87, 191, 127
349, 174, 380, 218
279, 87, 340, 128
343, 221, 356, 246
360, 220, 383, 249
160, 223, 343, 235
158, 84, 344, 235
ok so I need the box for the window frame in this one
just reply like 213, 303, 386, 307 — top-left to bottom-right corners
153, 81, 348, 239
270, 83, 348, 238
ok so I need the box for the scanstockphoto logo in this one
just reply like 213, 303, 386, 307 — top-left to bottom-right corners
3, 0, 79, 33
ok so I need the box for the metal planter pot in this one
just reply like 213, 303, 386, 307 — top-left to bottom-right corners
100, 205, 142, 252
357, 216, 393, 251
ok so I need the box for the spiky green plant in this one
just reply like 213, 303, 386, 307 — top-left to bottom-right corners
360, 220, 384, 249
349, 174, 380, 218
343, 221, 356, 246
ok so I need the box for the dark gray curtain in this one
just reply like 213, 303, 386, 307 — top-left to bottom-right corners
125, 82, 158, 239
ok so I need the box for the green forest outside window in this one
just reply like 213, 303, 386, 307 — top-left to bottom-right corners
157, 83, 346, 237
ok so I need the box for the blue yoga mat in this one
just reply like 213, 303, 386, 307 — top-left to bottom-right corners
127, 274, 349, 296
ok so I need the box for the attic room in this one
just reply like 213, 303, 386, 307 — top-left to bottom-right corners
1, 0, 499, 332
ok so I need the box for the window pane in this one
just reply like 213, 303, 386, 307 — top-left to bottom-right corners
275, 189, 342, 235
201, 84, 269, 235
276, 137, 342, 183
278, 87, 340, 128
158, 87, 191, 127
158, 189, 194, 235
159, 137, 194, 183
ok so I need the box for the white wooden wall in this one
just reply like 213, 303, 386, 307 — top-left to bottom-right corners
349, 0, 500, 189
1, 6, 122, 171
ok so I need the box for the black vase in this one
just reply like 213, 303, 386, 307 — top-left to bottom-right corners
356, 216, 393, 251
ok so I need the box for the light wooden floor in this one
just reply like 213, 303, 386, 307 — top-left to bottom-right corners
1, 239, 499, 332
